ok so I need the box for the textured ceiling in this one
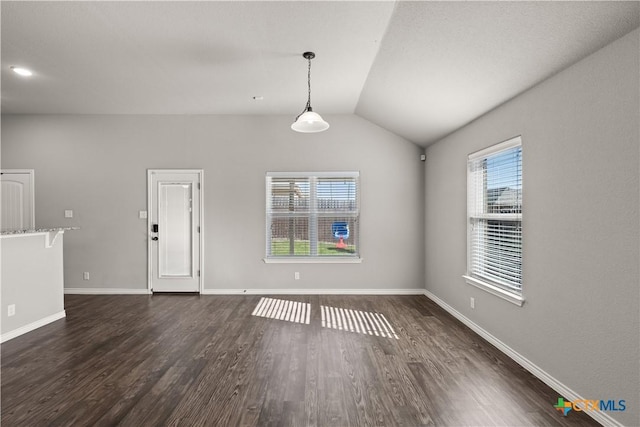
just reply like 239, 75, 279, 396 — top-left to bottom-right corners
2, 1, 639, 147
1, 2, 395, 114
356, 1, 640, 145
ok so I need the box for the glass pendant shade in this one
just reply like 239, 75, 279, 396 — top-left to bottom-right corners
291, 109, 330, 133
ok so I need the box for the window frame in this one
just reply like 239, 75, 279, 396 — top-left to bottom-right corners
264, 171, 362, 264
463, 136, 524, 306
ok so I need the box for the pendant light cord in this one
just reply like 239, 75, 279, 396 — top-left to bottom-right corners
294, 56, 313, 121
306, 55, 312, 111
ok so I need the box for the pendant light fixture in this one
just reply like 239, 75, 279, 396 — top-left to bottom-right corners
291, 52, 329, 133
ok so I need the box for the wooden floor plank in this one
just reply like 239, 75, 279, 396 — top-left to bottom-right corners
1, 294, 600, 426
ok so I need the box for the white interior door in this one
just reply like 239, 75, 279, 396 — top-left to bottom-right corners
149, 170, 202, 293
1, 170, 35, 232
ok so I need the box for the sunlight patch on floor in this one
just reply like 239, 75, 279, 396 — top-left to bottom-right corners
320, 305, 399, 339
251, 297, 311, 324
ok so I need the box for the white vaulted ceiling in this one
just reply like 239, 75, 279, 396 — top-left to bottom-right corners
2, 1, 639, 146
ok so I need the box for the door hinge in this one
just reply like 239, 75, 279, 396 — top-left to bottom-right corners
197, 183, 201, 190
197, 270, 201, 277
197, 226, 200, 233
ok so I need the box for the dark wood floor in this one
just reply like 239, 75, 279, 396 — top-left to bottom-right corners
1, 294, 599, 426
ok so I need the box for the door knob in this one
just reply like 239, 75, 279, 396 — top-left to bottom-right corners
151, 236, 158, 241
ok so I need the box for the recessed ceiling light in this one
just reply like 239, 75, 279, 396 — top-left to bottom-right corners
10, 66, 33, 77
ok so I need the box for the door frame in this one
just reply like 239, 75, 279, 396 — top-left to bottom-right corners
147, 169, 204, 293
1, 169, 36, 230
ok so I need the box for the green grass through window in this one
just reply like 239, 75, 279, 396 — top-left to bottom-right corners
271, 239, 356, 256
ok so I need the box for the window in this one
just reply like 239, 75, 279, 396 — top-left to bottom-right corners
265, 172, 360, 262
464, 137, 523, 305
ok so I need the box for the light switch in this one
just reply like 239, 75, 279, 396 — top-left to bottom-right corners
64, 210, 73, 218
139, 210, 148, 219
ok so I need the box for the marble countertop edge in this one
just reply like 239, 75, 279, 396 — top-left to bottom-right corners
1, 227, 80, 236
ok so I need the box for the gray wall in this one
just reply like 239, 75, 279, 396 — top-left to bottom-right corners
1, 114, 425, 292
424, 29, 639, 425
1, 233, 65, 337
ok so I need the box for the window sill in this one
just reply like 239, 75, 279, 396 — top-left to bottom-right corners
463, 275, 524, 306
264, 257, 363, 264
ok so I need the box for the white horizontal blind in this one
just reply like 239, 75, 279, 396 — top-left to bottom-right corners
266, 172, 359, 258
267, 176, 311, 256
468, 137, 522, 294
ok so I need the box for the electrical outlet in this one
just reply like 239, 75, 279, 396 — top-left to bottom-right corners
83, 272, 90, 280
8, 304, 16, 317
294, 272, 300, 280
470, 297, 475, 309
64, 210, 73, 218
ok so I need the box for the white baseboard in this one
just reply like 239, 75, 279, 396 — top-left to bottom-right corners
64, 288, 151, 295
64, 287, 422, 296
423, 290, 622, 427
1, 310, 66, 343
201, 288, 425, 295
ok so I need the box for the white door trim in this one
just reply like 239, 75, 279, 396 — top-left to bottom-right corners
147, 169, 204, 293
1, 169, 36, 229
